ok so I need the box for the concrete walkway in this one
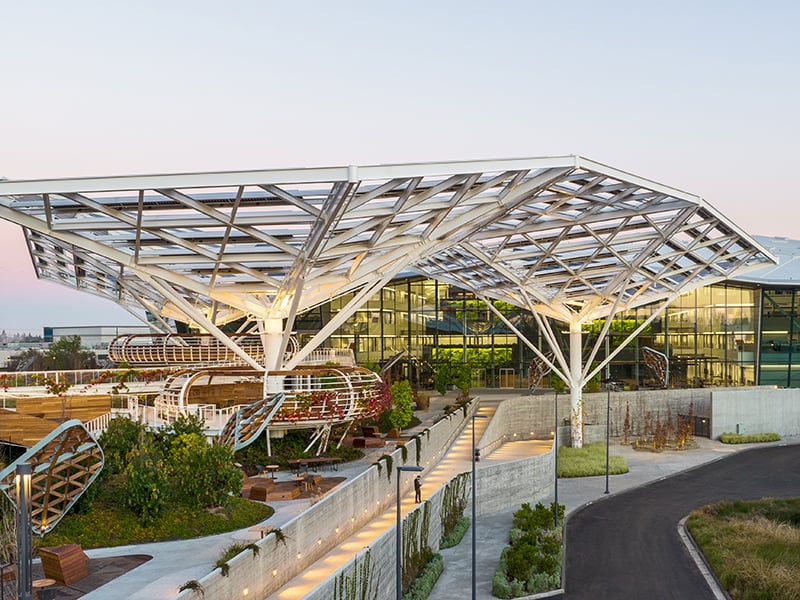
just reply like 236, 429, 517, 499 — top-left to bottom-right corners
74, 391, 785, 600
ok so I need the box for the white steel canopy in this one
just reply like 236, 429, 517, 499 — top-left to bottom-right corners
0, 155, 775, 329
0, 155, 777, 446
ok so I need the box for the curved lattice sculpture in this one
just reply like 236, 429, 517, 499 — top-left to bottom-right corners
0, 420, 104, 534
270, 366, 384, 426
218, 392, 286, 452
642, 346, 669, 388
108, 333, 270, 366
215, 366, 387, 454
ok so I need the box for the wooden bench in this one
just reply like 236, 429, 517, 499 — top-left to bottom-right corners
38, 544, 88, 585
353, 437, 385, 448
247, 480, 275, 502
361, 426, 380, 438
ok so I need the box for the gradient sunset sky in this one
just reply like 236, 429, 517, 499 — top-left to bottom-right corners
1, 1, 798, 333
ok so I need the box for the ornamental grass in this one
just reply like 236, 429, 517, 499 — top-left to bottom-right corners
557, 442, 629, 478
687, 498, 800, 600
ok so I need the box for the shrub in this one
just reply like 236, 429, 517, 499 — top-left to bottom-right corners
513, 502, 554, 532
505, 540, 537, 581
155, 413, 206, 454
527, 571, 560, 594
402, 553, 443, 600
168, 434, 243, 509
122, 444, 170, 525
100, 417, 149, 475
719, 432, 780, 444
492, 502, 564, 597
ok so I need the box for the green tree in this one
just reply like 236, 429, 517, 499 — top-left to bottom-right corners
452, 363, 472, 399
99, 417, 150, 475
389, 380, 414, 432
434, 363, 451, 395
45, 336, 97, 370
154, 413, 206, 455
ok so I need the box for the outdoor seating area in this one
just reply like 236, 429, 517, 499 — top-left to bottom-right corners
286, 456, 342, 475
240, 472, 343, 502
352, 436, 385, 448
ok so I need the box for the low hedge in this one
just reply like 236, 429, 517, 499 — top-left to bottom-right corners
439, 516, 470, 549
492, 502, 563, 598
402, 552, 444, 600
719, 432, 780, 444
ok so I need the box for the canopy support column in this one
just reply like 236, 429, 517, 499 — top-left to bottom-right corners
258, 318, 285, 394
569, 323, 585, 448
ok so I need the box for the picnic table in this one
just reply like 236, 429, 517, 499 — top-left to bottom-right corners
287, 456, 342, 475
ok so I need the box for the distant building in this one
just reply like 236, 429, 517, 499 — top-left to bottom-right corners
44, 325, 151, 362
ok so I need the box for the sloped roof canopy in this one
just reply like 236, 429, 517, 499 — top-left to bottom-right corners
0, 156, 776, 330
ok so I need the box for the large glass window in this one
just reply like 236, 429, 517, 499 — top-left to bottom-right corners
759, 289, 798, 387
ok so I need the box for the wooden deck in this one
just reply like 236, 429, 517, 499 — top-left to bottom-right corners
15, 394, 111, 422
0, 409, 61, 447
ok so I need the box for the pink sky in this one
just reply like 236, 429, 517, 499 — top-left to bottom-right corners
1, 1, 798, 333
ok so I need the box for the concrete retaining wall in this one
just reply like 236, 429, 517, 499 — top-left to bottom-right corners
711, 387, 800, 438
480, 388, 716, 447
174, 400, 478, 600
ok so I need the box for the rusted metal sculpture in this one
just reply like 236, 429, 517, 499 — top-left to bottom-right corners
642, 346, 669, 389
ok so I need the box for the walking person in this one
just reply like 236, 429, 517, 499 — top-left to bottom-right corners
414, 475, 422, 503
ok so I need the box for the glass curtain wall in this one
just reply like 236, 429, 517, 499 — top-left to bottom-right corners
311, 278, 538, 389
298, 277, 800, 389
759, 289, 799, 387
607, 284, 758, 388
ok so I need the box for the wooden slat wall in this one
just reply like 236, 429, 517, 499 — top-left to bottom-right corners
0, 409, 60, 447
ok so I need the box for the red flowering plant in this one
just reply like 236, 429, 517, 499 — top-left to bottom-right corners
274, 390, 345, 423
32, 373, 73, 396
0, 373, 15, 392
359, 380, 392, 419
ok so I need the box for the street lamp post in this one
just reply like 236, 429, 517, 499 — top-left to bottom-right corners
471, 413, 487, 600
396, 465, 424, 600
553, 391, 558, 528
15, 463, 32, 600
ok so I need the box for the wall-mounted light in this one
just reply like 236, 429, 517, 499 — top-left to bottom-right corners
272, 569, 278, 577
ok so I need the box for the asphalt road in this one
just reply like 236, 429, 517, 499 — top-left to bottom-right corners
563, 444, 800, 599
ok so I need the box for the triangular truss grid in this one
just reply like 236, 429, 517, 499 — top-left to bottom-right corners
0, 156, 776, 335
